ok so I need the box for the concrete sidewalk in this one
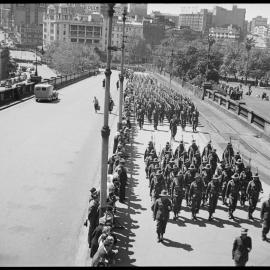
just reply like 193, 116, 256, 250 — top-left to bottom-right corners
112, 77, 270, 266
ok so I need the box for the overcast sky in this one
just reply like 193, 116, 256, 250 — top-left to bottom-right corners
147, 4, 270, 22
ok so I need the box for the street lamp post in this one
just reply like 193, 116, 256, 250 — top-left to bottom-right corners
35, 47, 38, 76
205, 35, 215, 82
100, 3, 115, 218
117, 7, 127, 131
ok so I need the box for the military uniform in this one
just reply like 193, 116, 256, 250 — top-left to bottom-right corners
153, 190, 172, 242
226, 174, 241, 219
246, 174, 263, 219
150, 171, 166, 212
206, 175, 220, 220
171, 171, 185, 219
184, 165, 196, 206
169, 116, 178, 140
189, 173, 204, 220
261, 198, 270, 240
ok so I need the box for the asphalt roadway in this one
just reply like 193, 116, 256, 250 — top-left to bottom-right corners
94, 71, 270, 266
0, 70, 121, 266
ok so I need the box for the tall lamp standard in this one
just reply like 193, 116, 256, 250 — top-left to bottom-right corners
35, 47, 38, 76
117, 7, 127, 131
205, 34, 215, 82
100, 3, 115, 217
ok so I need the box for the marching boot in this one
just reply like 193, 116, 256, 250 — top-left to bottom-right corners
208, 213, 213, 221
157, 233, 161, 243
160, 234, 164, 242
248, 211, 254, 220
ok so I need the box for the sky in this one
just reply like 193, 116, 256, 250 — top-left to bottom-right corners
147, 4, 270, 22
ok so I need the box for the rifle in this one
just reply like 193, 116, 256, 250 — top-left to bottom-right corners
228, 137, 231, 166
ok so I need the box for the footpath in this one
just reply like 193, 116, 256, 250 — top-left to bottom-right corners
111, 73, 270, 266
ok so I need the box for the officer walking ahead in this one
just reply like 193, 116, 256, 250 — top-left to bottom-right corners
153, 190, 172, 243
232, 228, 252, 266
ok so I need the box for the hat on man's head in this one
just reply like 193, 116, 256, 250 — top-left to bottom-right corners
160, 190, 169, 196
99, 217, 106, 225
90, 187, 96, 194
241, 228, 248, 234
120, 158, 125, 164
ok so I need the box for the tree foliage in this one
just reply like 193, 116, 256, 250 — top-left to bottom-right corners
44, 41, 100, 75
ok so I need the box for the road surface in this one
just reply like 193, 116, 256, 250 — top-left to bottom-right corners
0, 70, 121, 266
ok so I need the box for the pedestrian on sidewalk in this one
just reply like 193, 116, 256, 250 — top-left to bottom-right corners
232, 228, 252, 266
90, 217, 106, 258
87, 188, 100, 249
153, 190, 172, 243
260, 193, 270, 241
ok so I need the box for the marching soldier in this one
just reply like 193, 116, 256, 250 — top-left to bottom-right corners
191, 110, 199, 132
171, 170, 185, 220
153, 190, 172, 243
145, 150, 155, 179
261, 193, 270, 241
246, 173, 263, 220
189, 172, 204, 220
188, 139, 199, 162
137, 107, 144, 130
208, 149, 220, 175
201, 164, 212, 206
180, 110, 186, 131
220, 163, 233, 205
153, 108, 159, 130
226, 173, 241, 220
202, 141, 212, 161
150, 170, 166, 212
184, 163, 197, 206
222, 142, 234, 165
239, 169, 249, 207
206, 174, 220, 221
170, 114, 178, 141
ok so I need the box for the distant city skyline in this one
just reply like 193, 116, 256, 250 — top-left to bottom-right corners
148, 4, 270, 22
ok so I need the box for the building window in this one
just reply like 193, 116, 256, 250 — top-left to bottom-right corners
94, 39, 99, 43
63, 31, 66, 35
71, 38, 77, 42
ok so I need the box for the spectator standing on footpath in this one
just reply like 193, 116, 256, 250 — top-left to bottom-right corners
232, 228, 252, 266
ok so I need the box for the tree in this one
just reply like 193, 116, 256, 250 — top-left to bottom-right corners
44, 41, 100, 75
244, 37, 255, 83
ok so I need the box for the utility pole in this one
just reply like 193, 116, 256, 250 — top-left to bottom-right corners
100, 3, 115, 218
35, 47, 38, 76
117, 7, 127, 131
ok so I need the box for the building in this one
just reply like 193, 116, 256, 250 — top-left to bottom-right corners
212, 5, 246, 33
250, 16, 268, 34
43, 4, 103, 50
13, 4, 47, 48
129, 4, 147, 20
101, 17, 143, 61
150, 11, 179, 28
0, 47, 9, 80
209, 25, 240, 41
179, 9, 212, 34
253, 25, 268, 38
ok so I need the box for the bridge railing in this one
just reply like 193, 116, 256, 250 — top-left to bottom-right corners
0, 69, 100, 107
204, 88, 270, 136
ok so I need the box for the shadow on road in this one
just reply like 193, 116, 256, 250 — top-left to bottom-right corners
161, 238, 194, 251
113, 115, 144, 266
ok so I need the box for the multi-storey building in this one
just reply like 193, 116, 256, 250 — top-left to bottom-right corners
209, 25, 240, 41
143, 18, 165, 46
253, 25, 268, 38
0, 47, 9, 80
43, 4, 103, 50
102, 17, 143, 61
179, 9, 212, 34
250, 16, 268, 34
212, 5, 246, 33
13, 3, 47, 48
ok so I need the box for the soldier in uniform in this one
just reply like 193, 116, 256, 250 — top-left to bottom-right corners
189, 172, 204, 220
184, 164, 197, 206
164, 159, 175, 193
188, 139, 199, 162
170, 114, 178, 141
137, 107, 144, 130
239, 169, 249, 207
232, 228, 252, 266
171, 170, 185, 220
222, 142, 234, 165
153, 190, 172, 242
153, 108, 159, 130
208, 149, 220, 176
246, 173, 263, 220
206, 174, 220, 221
201, 164, 212, 206
161, 142, 173, 160
150, 170, 166, 213
202, 141, 212, 161
220, 163, 233, 205
226, 173, 241, 220
168, 164, 178, 196
191, 110, 198, 132
261, 193, 270, 241
180, 110, 187, 131
145, 150, 155, 179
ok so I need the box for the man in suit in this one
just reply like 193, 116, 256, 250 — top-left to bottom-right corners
153, 190, 172, 243
232, 228, 252, 266
261, 193, 270, 241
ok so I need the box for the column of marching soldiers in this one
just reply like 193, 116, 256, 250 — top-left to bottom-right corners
128, 73, 266, 243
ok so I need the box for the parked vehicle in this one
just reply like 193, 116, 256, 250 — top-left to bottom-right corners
34, 83, 58, 102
